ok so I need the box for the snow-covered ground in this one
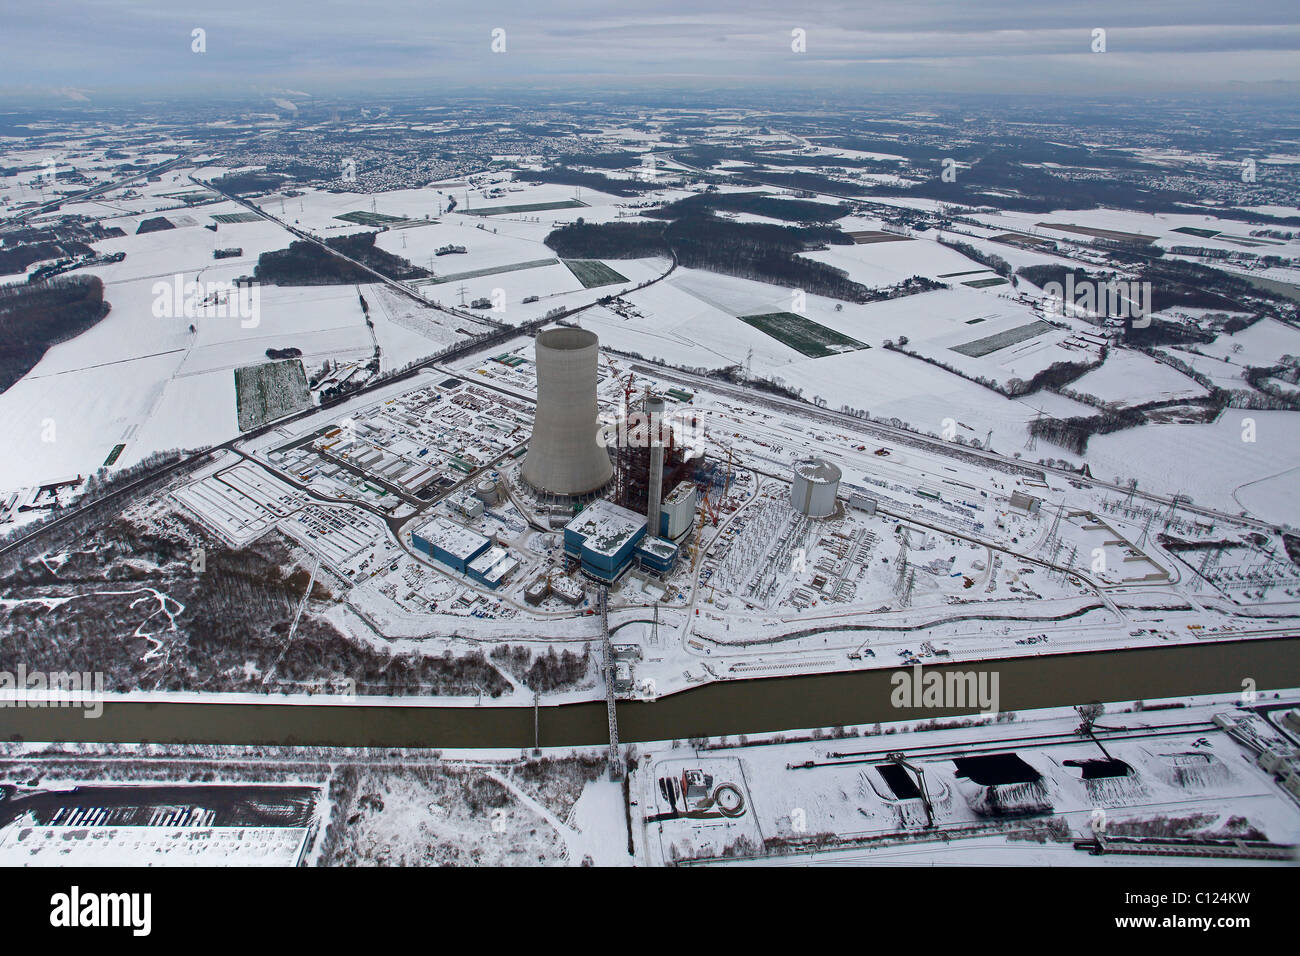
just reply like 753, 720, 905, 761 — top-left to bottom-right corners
2, 690, 1296, 867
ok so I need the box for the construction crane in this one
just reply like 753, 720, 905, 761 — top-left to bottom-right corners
700, 487, 721, 527
886, 752, 936, 828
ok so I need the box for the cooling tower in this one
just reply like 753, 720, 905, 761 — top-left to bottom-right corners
522, 327, 613, 496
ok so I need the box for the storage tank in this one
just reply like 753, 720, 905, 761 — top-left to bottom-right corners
521, 328, 614, 496
791, 457, 841, 518
474, 478, 499, 505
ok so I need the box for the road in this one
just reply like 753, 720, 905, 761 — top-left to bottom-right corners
190, 174, 503, 325
6, 154, 194, 226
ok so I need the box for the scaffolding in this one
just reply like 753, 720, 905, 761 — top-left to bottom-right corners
611, 386, 701, 518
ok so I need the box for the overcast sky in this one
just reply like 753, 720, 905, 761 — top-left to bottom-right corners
3, 0, 1299, 105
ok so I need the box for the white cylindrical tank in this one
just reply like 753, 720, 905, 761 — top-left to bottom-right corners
522, 328, 614, 496
474, 478, 499, 505
791, 457, 841, 518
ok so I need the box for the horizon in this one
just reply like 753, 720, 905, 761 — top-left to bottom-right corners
3, 0, 1300, 107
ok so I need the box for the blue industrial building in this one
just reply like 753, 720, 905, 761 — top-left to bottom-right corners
636, 536, 679, 575
466, 546, 519, 589
412, 516, 491, 572
563, 498, 648, 583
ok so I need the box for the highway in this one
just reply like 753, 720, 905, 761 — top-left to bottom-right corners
6, 154, 194, 226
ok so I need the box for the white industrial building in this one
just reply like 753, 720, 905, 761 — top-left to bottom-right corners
660, 481, 697, 541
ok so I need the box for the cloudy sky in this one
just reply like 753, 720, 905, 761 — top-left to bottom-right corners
3, 0, 1299, 104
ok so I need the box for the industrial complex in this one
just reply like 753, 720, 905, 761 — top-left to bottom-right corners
7, 1, 1300, 886
167, 313, 1300, 728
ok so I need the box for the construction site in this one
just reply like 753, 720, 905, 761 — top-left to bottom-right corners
157, 319, 1300, 727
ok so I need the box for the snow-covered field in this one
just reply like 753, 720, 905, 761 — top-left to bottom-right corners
1069, 349, 1209, 408
1087, 410, 1300, 524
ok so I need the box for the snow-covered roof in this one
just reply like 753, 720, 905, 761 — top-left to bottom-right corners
413, 516, 489, 560
794, 457, 841, 484
468, 546, 517, 583
565, 498, 647, 557
664, 481, 696, 505
637, 536, 677, 560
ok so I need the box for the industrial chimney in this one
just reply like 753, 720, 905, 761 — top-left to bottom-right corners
522, 328, 613, 496
645, 394, 665, 537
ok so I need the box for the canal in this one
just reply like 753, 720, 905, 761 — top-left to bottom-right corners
3, 639, 1297, 749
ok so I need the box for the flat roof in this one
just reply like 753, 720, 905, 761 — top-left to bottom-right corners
413, 516, 489, 560
566, 498, 647, 558
468, 546, 517, 582
637, 536, 678, 560
664, 481, 696, 505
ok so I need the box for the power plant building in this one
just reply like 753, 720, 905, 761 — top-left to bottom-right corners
521, 328, 613, 497
659, 481, 696, 540
791, 457, 842, 518
447, 490, 484, 520
636, 535, 679, 575
412, 516, 491, 572
849, 492, 877, 515
466, 546, 518, 589
1009, 491, 1041, 514
563, 498, 647, 583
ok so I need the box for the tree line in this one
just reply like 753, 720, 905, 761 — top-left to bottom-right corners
0, 275, 110, 392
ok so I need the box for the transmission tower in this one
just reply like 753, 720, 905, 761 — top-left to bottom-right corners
1137, 510, 1155, 548
1061, 544, 1078, 582
894, 539, 910, 597
901, 569, 915, 608
1025, 410, 1041, 451
1043, 501, 1065, 555
1124, 478, 1138, 508
1163, 493, 1186, 530
1195, 546, 1223, 592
